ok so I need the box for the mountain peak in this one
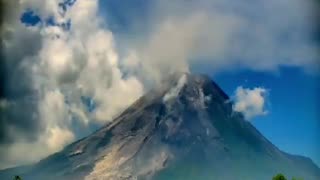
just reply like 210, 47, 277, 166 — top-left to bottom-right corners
162, 73, 229, 104
1, 73, 319, 180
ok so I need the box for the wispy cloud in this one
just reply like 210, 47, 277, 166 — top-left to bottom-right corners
122, 0, 319, 81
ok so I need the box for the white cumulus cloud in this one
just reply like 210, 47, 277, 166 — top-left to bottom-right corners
232, 86, 268, 120
0, 0, 144, 169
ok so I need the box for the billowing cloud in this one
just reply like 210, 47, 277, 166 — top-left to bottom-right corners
232, 87, 268, 120
0, 0, 143, 169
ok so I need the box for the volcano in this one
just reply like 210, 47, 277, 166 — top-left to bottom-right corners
1, 74, 319, 180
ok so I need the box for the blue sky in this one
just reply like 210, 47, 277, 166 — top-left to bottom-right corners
95, 0, 320, 164
214, 67, 320, 165
2, 0, 319, 169
101, 0, 320, 165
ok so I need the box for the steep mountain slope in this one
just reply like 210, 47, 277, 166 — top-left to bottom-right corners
1, 74, 319, 180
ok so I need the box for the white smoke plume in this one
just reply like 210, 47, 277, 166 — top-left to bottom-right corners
123, 0, 319, 78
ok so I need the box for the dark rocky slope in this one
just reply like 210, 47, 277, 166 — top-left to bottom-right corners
1, 74, 319, 180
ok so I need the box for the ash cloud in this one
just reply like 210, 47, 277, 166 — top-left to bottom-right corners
122, 0, 319, 79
